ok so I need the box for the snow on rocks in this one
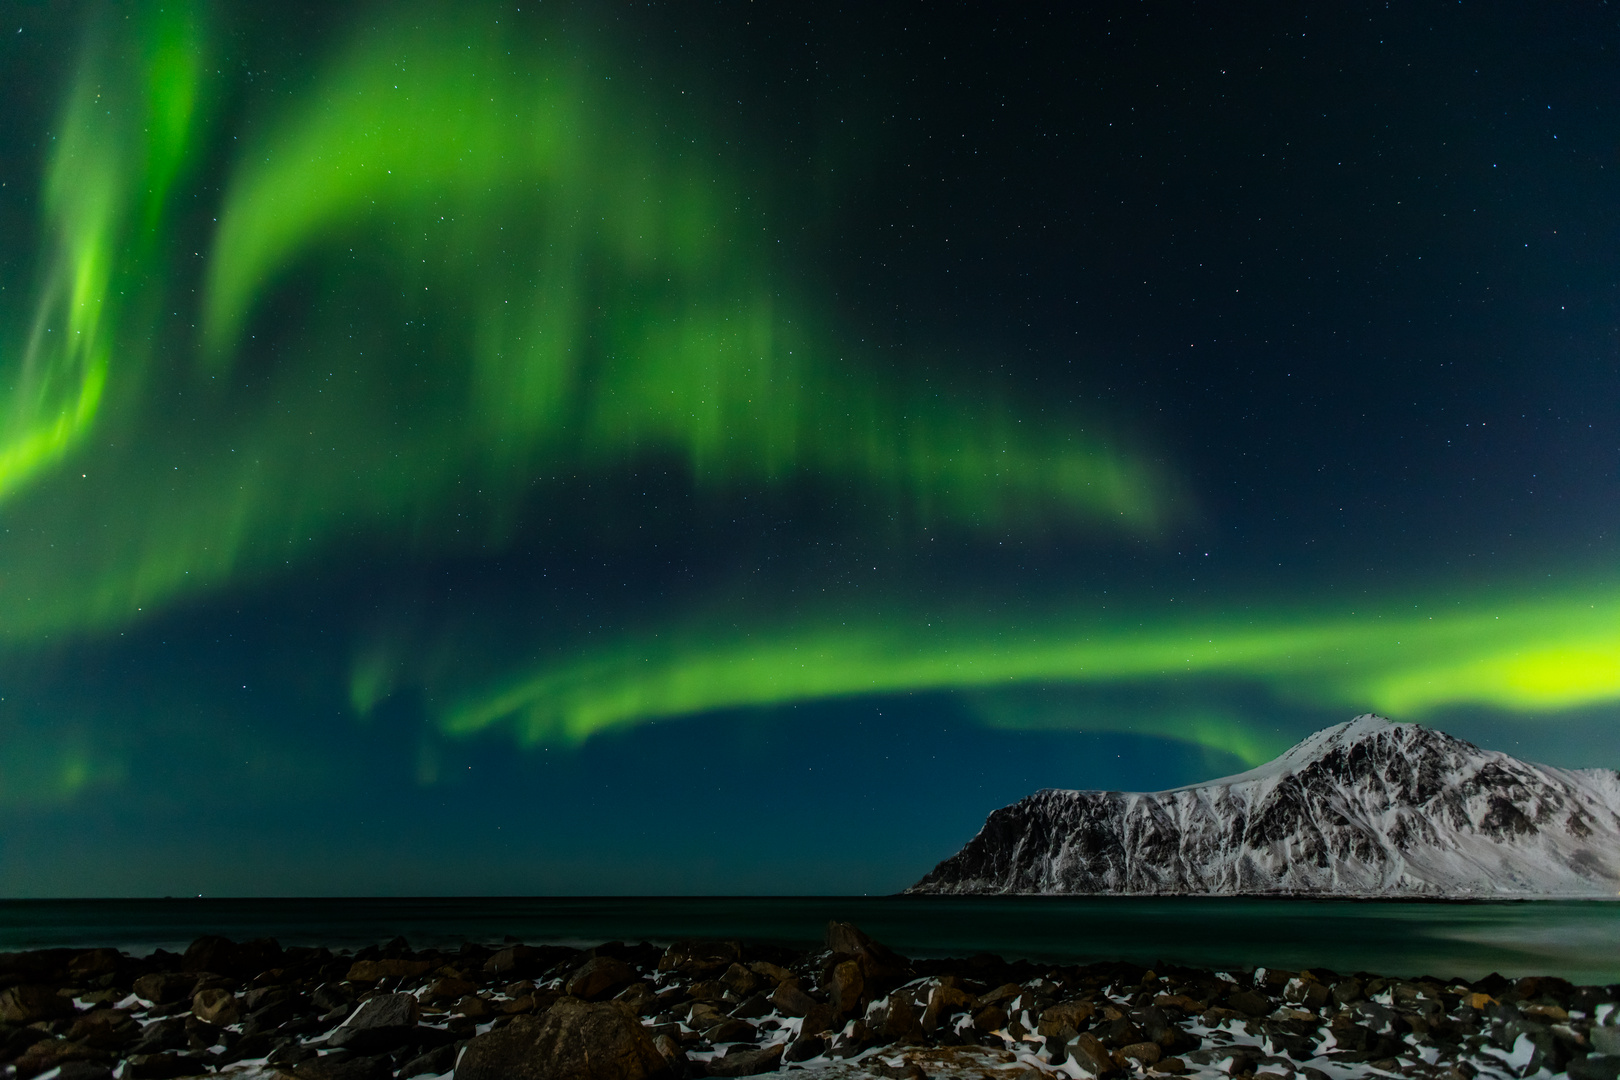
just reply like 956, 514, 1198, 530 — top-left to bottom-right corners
2, 921, 1619, 1080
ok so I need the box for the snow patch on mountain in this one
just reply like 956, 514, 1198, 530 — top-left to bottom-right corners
909, 715, 1620, 897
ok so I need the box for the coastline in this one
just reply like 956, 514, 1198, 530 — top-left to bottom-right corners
3, 922, 1617, 1080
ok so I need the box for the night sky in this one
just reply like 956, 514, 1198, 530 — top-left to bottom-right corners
1, 0, 1617, 896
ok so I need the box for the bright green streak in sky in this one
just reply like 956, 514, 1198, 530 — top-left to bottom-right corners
201, 15, 1163, 525
0, 6, 1165, 640
435, 585, 1620, 747
0, 3, 202, 503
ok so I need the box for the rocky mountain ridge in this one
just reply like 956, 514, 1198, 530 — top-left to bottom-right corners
910, 715, 1620, 897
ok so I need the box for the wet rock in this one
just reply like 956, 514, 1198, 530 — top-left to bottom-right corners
0, 984, 74, 1024
565, 956, 637, 1001
706, 1042, 783, 1076
191, 987, 239, 1026
1595, 1027, 1620, 1056
454, 997, 668, 1080
327, 992, 419, 1053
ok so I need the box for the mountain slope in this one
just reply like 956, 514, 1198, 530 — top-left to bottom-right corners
909, 715, 1620, 897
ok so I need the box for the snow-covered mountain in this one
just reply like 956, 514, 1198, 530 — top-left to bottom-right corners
909, 715, 1620, 897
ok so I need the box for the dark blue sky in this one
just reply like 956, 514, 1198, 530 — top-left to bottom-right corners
0, 0, 1616, 896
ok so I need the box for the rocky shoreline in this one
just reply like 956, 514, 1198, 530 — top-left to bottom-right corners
2, 922, 1617, 1080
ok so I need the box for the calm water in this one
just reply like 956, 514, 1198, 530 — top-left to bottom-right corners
2, 897, 1617, 985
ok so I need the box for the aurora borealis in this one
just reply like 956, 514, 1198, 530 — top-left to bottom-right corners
2, 0, 1617, 895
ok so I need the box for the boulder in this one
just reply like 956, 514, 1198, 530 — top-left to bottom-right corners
769, 979, 817, 1016
401, 1043, 461, 1078
427, 975, 479, 1002
824, 922, 911, 990
747, 961, 792, 985
65, 1009, 139, 1052
1039, 999, 1096, 1036
1226, 989, 1272, 1017
1117, 1040, 1163, 1066
122, 1052, 204, 1079
719, 963, 759, 998
827, 960, 864, 1015
705, 1043, 784, 1076
128, 1017, 188, 1055
344, 958, 434, 983
1572, 1057, 1620, 1080
68, 949, 122, 982
564, 956, 638, 1001
454, 997, 669, 1080
1066, 1031, 1119, 1077
0, 983, 75, 1023
651, 1033, 689, 1078
656, 940, 740, 978
10, 1037, 111, 1077
191, 987, 239, 1026
729, 992, 774, 1019
783, 1033, 826, 1062
181, 936, 280, 979
868, 991, 925, 1042
920, 980, 975, 1032
288, 1054, 397, 1080
327, 991, 420, 1053
801, 1001, 843, 1037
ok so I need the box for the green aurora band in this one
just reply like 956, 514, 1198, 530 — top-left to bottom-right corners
0, 2, 1616, 792
0, 4, 1165, 641
415, 582, 1620, 754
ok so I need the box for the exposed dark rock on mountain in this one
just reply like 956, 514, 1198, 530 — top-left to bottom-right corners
910, 715, 1620, 897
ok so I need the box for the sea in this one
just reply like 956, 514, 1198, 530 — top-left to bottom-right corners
2, 897, 1616, 985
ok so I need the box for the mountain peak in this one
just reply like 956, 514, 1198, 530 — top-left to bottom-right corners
911, 717, 1620, 898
